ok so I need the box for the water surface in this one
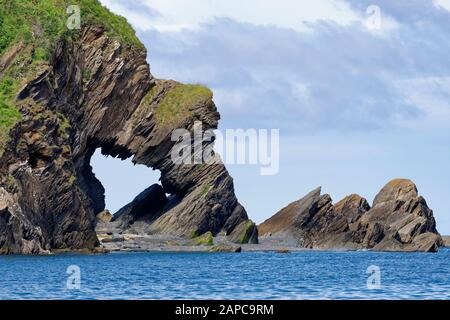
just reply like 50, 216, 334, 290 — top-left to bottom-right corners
1, 250, 449, 299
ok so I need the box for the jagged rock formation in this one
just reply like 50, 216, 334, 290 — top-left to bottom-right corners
259, 179, 442, 252
0, 3, 254, 254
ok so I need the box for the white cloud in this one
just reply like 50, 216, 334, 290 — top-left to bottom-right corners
100, 0, 153, 28
100, 0, 399, 35
433, 0, 450, 11
101, 0, 378, 32
141, 0, 363, 32
397, 77, 450, 128
99, 0, 447, 133
213, 88, 248, 113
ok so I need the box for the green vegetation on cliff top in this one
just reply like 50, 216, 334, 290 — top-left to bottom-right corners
0, 0, 143, 153
0, 0, 142, 57
152, 83, 213, 125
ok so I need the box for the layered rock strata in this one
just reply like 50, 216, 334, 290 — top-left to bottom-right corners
259, 179, 442, 252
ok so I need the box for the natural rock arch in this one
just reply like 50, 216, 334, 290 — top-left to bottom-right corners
0, 27, 256, 254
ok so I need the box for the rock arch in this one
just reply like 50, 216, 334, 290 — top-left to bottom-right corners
0, 27, 256, 254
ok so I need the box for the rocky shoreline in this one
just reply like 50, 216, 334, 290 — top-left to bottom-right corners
93, 233, 450, 254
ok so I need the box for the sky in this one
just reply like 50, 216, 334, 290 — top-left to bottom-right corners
92, 0, 450, 234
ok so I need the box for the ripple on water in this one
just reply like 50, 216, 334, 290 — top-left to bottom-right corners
0, 249, 450, 299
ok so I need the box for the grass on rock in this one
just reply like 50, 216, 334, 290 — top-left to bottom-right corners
0, 0, 142, 153
154, 84, 213, 125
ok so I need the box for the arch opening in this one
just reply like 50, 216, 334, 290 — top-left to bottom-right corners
90, 148, 163, 215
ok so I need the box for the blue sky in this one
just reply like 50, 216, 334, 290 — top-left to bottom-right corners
93, 0, 450, 234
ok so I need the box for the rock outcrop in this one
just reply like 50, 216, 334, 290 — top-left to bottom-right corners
96, 210, 112, 223
208, 244, 242, 253
259, 179, 442, 252
0, 3, 254, 254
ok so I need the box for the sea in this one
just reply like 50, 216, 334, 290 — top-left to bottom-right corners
1, 249, 449, 300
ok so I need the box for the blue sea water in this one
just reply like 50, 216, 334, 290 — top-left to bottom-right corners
0, 249, 449, 300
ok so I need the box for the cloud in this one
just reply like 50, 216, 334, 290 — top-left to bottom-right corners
120, 0, 363, 32
100, 0, 158, 28
100, 0, 450, 133
101, 0, 400, 34
137, 17, 443, 131
396, 76, 450, 129
434, 0, 450, 11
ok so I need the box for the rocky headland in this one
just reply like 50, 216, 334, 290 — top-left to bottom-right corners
0, 1, 256, 254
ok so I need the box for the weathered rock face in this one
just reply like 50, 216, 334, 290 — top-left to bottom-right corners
228, 220, 259, 244
114, 184, 168, 228
259, 179, 442, 252
96, 210, 112, 223
0, 26, 253, 254
443, 236, 450, 247
359, 179, 441, 252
